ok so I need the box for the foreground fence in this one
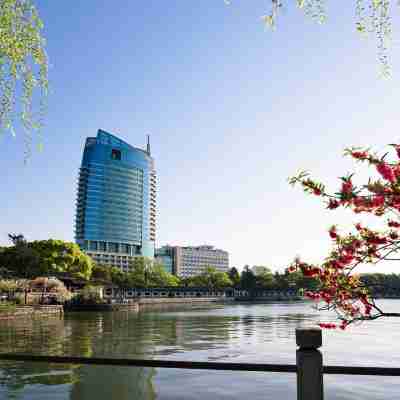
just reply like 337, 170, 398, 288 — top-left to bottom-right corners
0, 327, 399, 400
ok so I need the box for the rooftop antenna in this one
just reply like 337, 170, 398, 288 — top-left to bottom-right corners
146, 134, 151, 155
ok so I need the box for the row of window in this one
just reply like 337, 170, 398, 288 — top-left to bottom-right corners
90, 255, 129, 264
181, 267, 228, 272
84, 221, 142, 230
84, 186, 144, 200
83, 209, 143, 220
87, 163, 147, 179
182, 259, 229, 265
87, 174, 144, 186
86, 179, 144, 192
83, 206, 144, 219
87, 166, 143, 178
86, 242, 138, 254
86, 245, 141, 256
84, 170, 144, 184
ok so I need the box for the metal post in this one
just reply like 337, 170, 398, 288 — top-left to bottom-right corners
296, 327, 323, 400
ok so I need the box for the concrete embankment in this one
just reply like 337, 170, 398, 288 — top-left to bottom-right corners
0, 305, 63, 320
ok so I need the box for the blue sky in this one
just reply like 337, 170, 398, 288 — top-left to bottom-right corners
2, 1, 400, 272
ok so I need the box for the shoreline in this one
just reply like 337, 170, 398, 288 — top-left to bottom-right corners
0, 305, 63, 320
65, 297, 232, 312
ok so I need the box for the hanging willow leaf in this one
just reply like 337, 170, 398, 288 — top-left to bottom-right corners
223, 1, 396, 76
261, 14, 275, 29
0, 0, 48, 159
297, 0, 306, 8
372, 0, 382, 8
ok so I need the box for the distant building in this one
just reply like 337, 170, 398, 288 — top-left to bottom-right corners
75, 129, 156, 271
154, 245, 174, 274
251, 266, 271, 276
155, 245, 229, 277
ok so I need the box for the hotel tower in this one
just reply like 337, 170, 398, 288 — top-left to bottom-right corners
75, 129, 156, 270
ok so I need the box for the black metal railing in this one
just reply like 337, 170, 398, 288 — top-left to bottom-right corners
0, 353, 399, 376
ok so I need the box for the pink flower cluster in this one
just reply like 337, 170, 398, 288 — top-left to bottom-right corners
288, 144, 400, 329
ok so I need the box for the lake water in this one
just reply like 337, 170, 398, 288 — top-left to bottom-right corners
0, 300, 399, 400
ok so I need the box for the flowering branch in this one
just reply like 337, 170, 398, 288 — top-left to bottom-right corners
288, 144, 400, 329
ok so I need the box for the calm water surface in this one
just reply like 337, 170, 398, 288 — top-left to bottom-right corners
0, 300, 399, 400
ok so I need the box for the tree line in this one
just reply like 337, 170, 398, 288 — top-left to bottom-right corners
2, 235, 400, 296
0, 235, 233, 289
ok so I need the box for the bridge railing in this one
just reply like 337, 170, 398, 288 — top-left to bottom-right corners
0, 328, 399, 400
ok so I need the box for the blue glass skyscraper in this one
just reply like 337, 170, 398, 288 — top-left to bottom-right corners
75, 129, 156, 269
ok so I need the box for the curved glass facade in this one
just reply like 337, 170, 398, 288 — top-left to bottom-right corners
75, 129, 156, 260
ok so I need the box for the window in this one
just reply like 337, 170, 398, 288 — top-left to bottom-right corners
111, 149, 121, 160
109, 243, 118, 253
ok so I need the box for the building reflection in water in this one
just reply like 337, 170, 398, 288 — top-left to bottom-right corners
70, 365, 156, 400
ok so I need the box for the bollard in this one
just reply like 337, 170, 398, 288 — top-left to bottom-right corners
296, 327, 324, 400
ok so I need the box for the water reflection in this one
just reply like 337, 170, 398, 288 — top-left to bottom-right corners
0, 301, 399, 399
70, 366, 156, 400
0, 303, 316, 399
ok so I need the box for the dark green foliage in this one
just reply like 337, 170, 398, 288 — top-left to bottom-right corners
92, 257, 180, 288
255, 270, 275, 289
91, 264, 113, 283
228, 267, 241, 287
237, 267, 319, 292
7, 234, 26, 245
360, 273, 400, 296
183, 266, 232, 289
72, 285, 103, 305
0, 238, 92, 280
240, 266, 256, 290
0, 240, 41, 279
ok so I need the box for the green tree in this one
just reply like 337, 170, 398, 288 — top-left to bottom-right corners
8, 233, 26, 245
359, 273, 400, 297
148, 263, 180, 287
0, 239, 92, 279
240, 266, 256, 290
272, 271, 291, 290
179, 277, 192, 287
110, 267, 129, 287
126, 257, 153, 287
73, 285, 103, 305
228, 267, 241, 287
212, 271, 232, 289
29, 240, 93, 280
91, 264, 113, 284
0, 236, 41, 278
191, 266, 232, 289
255, 269, 275, 289
121, 257, 180, 288
0, 0, 48, 153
